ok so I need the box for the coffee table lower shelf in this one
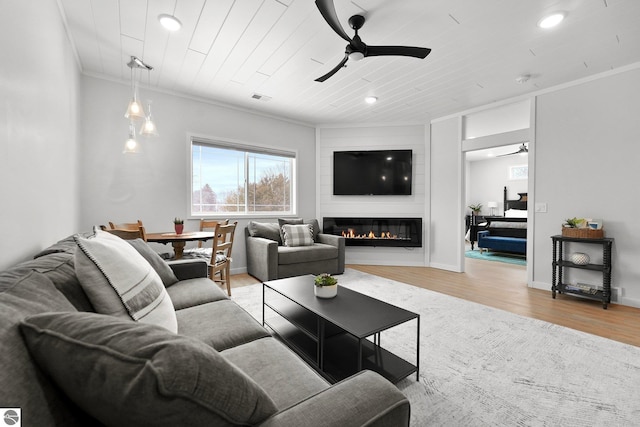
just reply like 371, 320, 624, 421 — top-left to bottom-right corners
265, 316, 417, 384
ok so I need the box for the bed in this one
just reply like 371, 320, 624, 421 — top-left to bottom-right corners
477, 187, 527, 255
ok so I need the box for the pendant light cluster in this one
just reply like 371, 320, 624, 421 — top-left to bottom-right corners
123, 56, 158, 154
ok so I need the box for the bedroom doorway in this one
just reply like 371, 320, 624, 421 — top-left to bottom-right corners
463, 143, 529, 282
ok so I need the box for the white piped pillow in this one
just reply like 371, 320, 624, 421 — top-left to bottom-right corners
74, 230, 178, 333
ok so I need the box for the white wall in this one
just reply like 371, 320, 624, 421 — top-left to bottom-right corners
317, 125, 427, 266
532, 67, 640, 306
0, 0, 81, 270
79, 76, 316, 273
467, 155, 528, 216
429, 117, 463, 271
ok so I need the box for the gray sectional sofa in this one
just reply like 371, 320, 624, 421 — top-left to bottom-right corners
0, 230, 408, 426
245, 218, 345, 282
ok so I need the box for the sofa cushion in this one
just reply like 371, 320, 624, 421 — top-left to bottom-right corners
278, 243, 338, 265
74, 230, 177, 333
166, 277, 228, 310
282, 224, 314, 247
0, 271, 94, 426
247, 221, 282, 244
20, 311, 278, 427
222, 337, 329, 410
176, 300, 270, 351
0, 251, 95, 312
304, 218, 321, 241
126, 238, 179, 287
32, 232, 93, 258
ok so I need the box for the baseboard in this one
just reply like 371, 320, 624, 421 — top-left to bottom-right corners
429, 262, 463, 273
231, 266, 248, 275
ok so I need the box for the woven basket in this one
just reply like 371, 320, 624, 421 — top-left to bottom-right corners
561, 227, 604, 239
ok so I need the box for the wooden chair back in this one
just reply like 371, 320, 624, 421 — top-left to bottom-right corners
208, 221, 237, 296
106, 220, 147, 241
197, 219, 229, 248
103, 227, 146, 241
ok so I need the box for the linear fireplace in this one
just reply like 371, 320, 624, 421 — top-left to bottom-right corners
323, 217, 422, 247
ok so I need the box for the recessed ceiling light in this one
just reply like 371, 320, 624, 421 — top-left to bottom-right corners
158, 14, 182, 31
365, 96, 378, 104
538, 12, 566, 29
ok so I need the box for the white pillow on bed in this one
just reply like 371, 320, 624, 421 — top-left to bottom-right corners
505, 209, 527, 218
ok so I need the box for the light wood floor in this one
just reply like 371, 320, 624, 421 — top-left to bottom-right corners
230, 259, 640, 348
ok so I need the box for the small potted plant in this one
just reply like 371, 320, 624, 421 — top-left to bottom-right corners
563, 217, 583, 228
174, 217, 184, 235
468, 203, 482, 215
314, 273, 338, 299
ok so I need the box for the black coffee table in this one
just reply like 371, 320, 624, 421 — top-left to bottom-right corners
263, 275, 419, 384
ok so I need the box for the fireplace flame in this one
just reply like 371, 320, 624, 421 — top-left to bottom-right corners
341, 229, 399, 239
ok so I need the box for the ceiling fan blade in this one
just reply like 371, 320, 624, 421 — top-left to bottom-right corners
315, 0, 351, 42
497, 144, 528, 157
366, 45, 431, 59
315, 54, 349, 82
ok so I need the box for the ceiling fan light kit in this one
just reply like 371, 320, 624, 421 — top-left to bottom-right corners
314, 0, 431, 82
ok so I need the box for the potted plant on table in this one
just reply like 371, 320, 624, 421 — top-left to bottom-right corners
174, 217, 184, 235
314, 273, 338, 299
468, 203, 482, 215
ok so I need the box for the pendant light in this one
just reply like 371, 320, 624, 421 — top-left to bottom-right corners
123, 56, 155, 154
124, 56, 153, 120
124, 63, 144, 120
123, 122, 140, 154
140, 102, 159, 137
139, 69, 159, 137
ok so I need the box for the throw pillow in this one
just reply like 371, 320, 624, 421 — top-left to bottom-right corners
126, 238, 179, 287
278, 217, 303, 244
247, 221, 282, 244
282, 224, 314, 247
305, 219, 321, 241
19, 312, 278, 426
74, 230, 177, 333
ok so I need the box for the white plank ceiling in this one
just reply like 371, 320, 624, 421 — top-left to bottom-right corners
59, 0, 640, 125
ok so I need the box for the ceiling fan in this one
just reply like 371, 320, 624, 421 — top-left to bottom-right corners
314, 0, 431, 82
497, 143, 529, 157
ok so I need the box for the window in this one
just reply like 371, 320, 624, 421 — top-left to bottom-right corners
191, 138, 296, 216
509, 165, 528, 180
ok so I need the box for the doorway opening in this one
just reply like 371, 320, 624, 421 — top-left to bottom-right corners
463, 143, 528, 284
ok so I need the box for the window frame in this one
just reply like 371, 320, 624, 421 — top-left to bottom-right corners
188, 134, 298, 218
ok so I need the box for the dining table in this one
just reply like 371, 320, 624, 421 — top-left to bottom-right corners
146, 231, 215, 260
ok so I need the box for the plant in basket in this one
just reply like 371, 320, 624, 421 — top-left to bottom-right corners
563, 217, 584, 228
562, 217, 604, 238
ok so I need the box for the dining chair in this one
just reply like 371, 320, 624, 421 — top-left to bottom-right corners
182, 219, 229, 258
101, 227, 147, 241
105, 220, 147, 241
208, 221, 237, 296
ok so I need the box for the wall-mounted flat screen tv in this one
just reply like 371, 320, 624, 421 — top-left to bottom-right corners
333, 149, 412, 195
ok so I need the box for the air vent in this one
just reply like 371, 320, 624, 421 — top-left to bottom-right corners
251, 93, 272, 102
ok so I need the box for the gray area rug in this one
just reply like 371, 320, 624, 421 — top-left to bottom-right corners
231, 269, 640, 426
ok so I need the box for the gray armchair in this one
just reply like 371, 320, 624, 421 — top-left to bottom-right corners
245, 219, 345, 282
